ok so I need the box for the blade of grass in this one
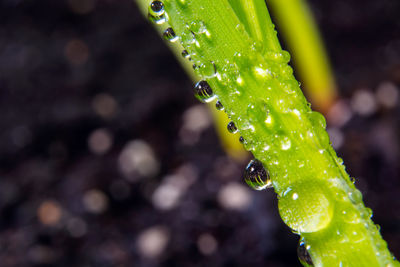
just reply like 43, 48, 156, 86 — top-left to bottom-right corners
267, 0, 337, 112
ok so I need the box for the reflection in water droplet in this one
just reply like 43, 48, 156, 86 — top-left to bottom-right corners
149, 1, 165, 16
244, 159, 272, 190
215, 101, 224, 111
297, 240, 314, 266
181, 50, 190, 59
193, 80, 216, 103
163, 28, 178, 42
227, 121, 238, 134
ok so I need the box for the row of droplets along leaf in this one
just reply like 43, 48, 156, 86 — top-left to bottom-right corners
147, 2, 395, 265
149, 0, 338, 234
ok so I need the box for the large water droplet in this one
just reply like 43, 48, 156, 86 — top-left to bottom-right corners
278, 181, 334, 233
193, 80, 216, 103
244, 159, 272, 190
227, 121, 238, 133
297, 240, 314, 266
149, 1, 165, 16
215, 101, 224, 111
163, 28, 178, 42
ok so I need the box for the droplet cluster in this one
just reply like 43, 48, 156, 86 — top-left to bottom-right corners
146, 2, 394, 264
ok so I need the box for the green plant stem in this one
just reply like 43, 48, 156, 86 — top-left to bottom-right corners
140, 0, 399, 266
267, 0, 337, 112
135, 0, 249, 161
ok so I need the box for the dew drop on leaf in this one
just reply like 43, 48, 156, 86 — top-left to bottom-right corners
278, 181, 334, 233
193, 80, 216, 103
280, 136, 291, 150
215, 101, 224, 111
227, 121, 238, 134
244, 159, 272, 190
197, 61, 217, 78
149, 1, 165, 16
297, 240, 314, 266
163, 27, 178, 42
181, 50, 190, 60
181, 30, 196, 45
148, 13, 167, 25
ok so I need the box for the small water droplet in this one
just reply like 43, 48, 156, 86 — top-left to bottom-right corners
181, 30, 196, 45
280, 136, 291, 150
181, 50, 190, 60
348, 189, 362, 204
239, 136, 245, 143
341, 208, 359, 224
253, 66, 273, 79
350, 177, 356, 183
227, 121, 238, 134
244, 159, 272, 190
148, 13, 167, 25
149, 1, 165, 16
197, 61, 217, 78
163, 28, 178, 42
189, 21, 206, 34
215, 101, 224, 111
193, 80, 216, 103
297, 240, 314, 266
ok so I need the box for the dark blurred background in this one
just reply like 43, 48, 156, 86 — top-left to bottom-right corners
0, 0, 399, 266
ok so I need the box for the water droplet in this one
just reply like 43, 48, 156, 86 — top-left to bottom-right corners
244, 159, 272, 190
148, 13, 167, 25
181, 50, 191, 60
193, 80, 216, 103
280, 136, 291, 150
189, 20, 207, 34
181, 30, 196, 45
215, 101, 224, 111
361, 207, 372, 219
253, 66, 273, 79
163, 28, 178, 42
239, 136, 245, 143
348, 189, 362, 204
227, 121, 238, 134
149, 1, 165, 16
341, 207, 359, 224
197, 61, 217, 78
297, 240, 314, 266
278, 181, 334, 233
309, 111, 327, 129
350, 177, 356, 183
